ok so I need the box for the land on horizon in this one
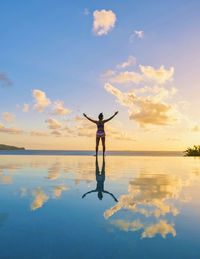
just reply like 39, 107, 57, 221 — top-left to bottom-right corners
0, 144, 25, 150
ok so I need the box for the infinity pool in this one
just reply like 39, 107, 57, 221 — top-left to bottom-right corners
0, 155, 200, 258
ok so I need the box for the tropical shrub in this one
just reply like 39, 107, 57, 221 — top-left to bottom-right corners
184, 145, 200, 156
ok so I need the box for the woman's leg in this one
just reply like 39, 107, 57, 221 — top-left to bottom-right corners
101, 137, 105, 157
96, 137, 100, 157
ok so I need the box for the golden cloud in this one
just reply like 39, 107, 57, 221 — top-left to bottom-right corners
31, 187, 49, 210
33, 89, 51, 112
53, 186, 69, 199
53, 101, 71, 115
142, 220, 176, 238
104, 83, 178, 128
45, 118, 62, 130
0, 123, 24, 134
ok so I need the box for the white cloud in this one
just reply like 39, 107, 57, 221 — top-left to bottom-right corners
22, 103, 29, 112
93, 9, 116, 36
33, 90, 51, 112
140, 65, 174, 84
2, 112, 15, 123
0, 71, 12, 87
53, 101, 71, 115
45, 118, 62, 130
134, 30, 144, 38
117, 56, 136, 69
108, 65, 174, 84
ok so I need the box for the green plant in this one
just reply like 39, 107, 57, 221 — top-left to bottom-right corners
184, 145, 200, 156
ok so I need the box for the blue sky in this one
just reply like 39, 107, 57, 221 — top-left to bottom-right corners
0, 0, 200, 150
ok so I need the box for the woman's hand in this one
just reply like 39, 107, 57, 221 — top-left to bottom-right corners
114, 111, 119, 116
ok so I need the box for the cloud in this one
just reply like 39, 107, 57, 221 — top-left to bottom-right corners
93, 9, 116, 36
2, 112, 15, 123
110, 219, 176, 239
0, 71, 12, 87
108, 65, 174, 84
30, 130, 48, 137
105, 83, 178, 128
62, 125, 74, 135
31, 187, 49, 210
140, 65, 174, 84
45, 118, 62, 129
117, 56, 136, 69
53, 101, 71, 115
101, 70, 116, 77
22, 103, 29, 112
75, 115, 96, 137
51, 130, 62, 136
53, 186, 69, 199
134, 30, 144, 38
33, 90, 51, 112
47, 163, 61, 180
0, 123, 23, 134
110, 220, 143, 232
142, 220, 176, 238
104, 172, 182, 220
106, 124, 136, 141
109, 71, 143, 84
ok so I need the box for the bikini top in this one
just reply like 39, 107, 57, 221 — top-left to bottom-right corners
97, 121, 104, 132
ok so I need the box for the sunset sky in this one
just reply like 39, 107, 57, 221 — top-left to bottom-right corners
0, 0, 200, 150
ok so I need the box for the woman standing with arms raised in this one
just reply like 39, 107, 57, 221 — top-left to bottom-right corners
83, 112, 118, 157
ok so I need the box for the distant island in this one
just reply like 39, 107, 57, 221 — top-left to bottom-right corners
0, 144, 25, 150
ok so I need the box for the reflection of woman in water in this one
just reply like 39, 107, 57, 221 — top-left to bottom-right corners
83, 111, 118, 157
82, 158, 118, 202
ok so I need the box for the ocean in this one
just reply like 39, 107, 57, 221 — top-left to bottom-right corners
0, 150, 183, 156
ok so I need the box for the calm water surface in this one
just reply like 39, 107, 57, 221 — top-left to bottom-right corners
0, 155, 200, 258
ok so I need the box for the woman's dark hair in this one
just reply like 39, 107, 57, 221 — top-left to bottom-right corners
98, 113, 103, 120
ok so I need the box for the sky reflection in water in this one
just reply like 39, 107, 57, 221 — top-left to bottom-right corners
0, 155, 200, 258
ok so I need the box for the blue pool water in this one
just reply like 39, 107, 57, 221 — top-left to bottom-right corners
0, 155, 199, 258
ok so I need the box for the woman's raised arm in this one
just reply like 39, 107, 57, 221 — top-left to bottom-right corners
83, 113, 97, 123
103, 111, 118, 123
